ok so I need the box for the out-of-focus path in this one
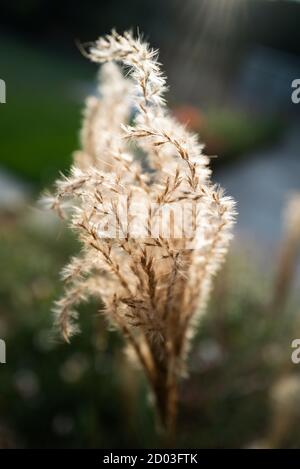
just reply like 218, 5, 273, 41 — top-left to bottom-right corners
217, 121, 300, 246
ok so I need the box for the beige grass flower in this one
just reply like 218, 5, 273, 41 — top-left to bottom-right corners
46, 30, 236, 437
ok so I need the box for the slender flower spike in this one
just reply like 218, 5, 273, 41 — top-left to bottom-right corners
45, 30, 236, 436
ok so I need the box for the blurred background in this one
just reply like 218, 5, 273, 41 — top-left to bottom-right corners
1, 0, 300, 448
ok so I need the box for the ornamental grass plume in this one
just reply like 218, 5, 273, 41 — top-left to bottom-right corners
272, 193, 300, 314
45, 30, 236, 437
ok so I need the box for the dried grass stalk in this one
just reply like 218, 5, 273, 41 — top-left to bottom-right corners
44, 30, 236, 438
272, 193, 300, 313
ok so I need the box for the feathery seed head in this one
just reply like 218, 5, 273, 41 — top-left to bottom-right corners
46, 31, 236, 429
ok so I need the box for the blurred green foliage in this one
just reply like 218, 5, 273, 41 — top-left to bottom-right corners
0, 33, 298, 450
0, 36, 285, 190
1, 210, 300, 448
0, 213, 156, 448
0, 36, 93, 188
202, 109, 284, 164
